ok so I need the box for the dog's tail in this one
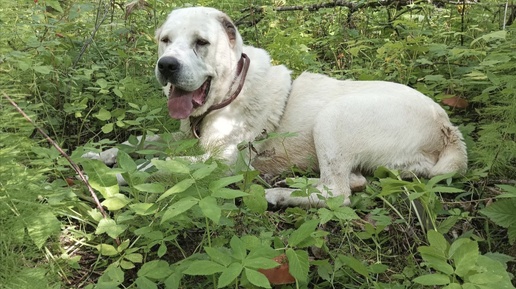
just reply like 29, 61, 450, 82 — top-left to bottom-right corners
430, 125, 468, 176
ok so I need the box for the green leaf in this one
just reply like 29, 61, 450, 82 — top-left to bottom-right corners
98, 263, 124, 285
138, 260, 172, 279
244, 268, 271, 288
211, 188, 248, 199
243, 184, 267, 213
151, 159, 190, 174
442, 283, 462, 289
101, 123, 114, 133
157, 178, 195, 202
413, 274, 450, 285
333, 206, 360, 221
209, 175, 244, 191
135, 276, 157, 289
286, 249, 309, 284
24, 209, 60, 249
101, 193, 131, 211
217, 263, 243, 288
97, 244, 119, 256
95, 218, 127, 238
449, 239, 478, 278
192, 162, 218, 180
288, 219, 319, 247
204, 247, 233, 267
230, 236, 247, 261
243, 257, 280, 270
164, 272, 181, 289
427, 230, 449, 255
318, 208, 334, 224
480, 199, 516, 228
339, 255, 369, 278
183, 260, 225, 275
134, 183, 166, 193
130, 203, 158, 216
124, 253, 143, 263
117, 150, 137, 173
95, 108, 111, 121
33, 65, 53, 74
161, 197, 199, 223
199, 196, 221, 224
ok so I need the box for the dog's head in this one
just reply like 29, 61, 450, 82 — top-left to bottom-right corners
155, 7, 244, 119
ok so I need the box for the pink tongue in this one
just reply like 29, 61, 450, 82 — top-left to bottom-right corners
168, 94, 194, 119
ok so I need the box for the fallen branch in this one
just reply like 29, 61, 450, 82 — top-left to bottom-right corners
2, 93, 110, 222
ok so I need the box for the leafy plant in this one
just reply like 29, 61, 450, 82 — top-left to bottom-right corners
415, 230, 514, 289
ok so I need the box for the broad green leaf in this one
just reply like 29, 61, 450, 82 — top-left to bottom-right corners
334, 206, 360, 221
244, 268, 271, 288
369, 263, 389, 274
427, 230, 449, 255
135, 276, 157, 289
480, 199, 516, 228
183, 260, 225, 275
151, 159, 190, 174
192, 162, 218, 180
24, 209, 60, 249
318, 208, 334, 224
508, 225, 516, 245
286, 249, 309, 284
442, 284, 462, 289
130, 203, 158, 216
95, 218, 127, 238
97, 244, 119, 256
414, 274, 450, 285
81, 159, 118, 190
204, 247, 233, 266
124, 253, 143, 263
449, 239, 478, 278
288, 219, 319, 247
117, 150, 137, 173
339, 255, 369, 278
134, 183, 166, 193
101, 123, 114, 133
98, 263, 124, 285
217, 263, 243, 288
101, 193, 131, 211
243, 184, 267, 213
95, 108, 111, 121
33, 65, 53, 74
230, 236, 247, 261
199, 196, 221, 224
468, 272, 502, 284
157, 178, 195, 202
209, 175, 243, 191
120, 260, 135, 270
138, 260, 172, 279
164, 272, 181, 289
243, 257, 280, 270
425, 172, 456, 189
161, 197, 199, 223
211, 188, 248, 199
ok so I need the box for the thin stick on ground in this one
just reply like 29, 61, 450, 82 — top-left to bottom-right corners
2, 92, 109, 220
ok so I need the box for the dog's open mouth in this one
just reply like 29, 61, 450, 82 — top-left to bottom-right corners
167, 78, 211, 119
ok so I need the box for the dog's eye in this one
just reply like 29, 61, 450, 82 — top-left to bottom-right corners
161, 37, 170, 44
196, 39, 209, 47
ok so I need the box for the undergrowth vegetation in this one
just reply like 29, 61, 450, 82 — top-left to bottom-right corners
1, 0, 515, 288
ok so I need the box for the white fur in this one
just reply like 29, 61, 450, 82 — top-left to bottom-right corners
84, 7, 467, 207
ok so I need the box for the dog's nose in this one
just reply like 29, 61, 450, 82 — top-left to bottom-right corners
157, 56, 181, 79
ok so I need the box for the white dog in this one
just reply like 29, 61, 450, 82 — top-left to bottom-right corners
85, 7, 467, 207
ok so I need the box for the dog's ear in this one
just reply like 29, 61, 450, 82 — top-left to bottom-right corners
219, 15, 237, 47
